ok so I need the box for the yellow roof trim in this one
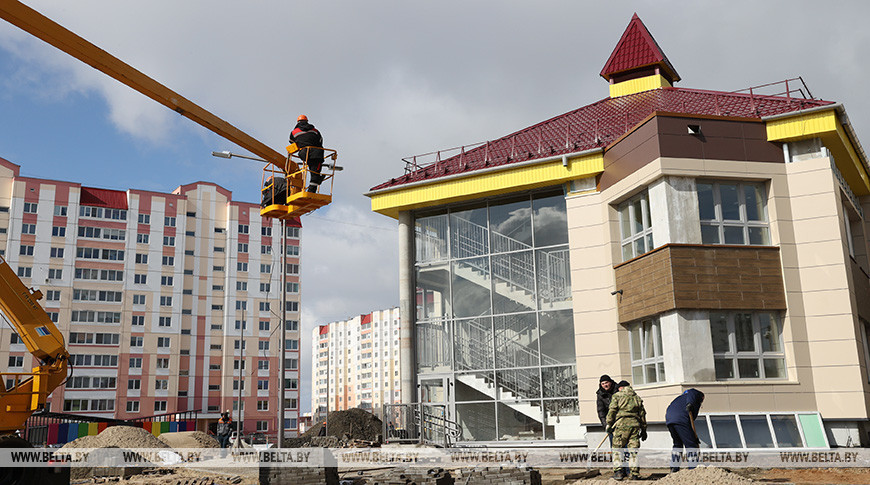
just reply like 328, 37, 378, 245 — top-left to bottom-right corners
766, 108, 870, 195
609, 74, 671, 98
370, 152, 604, 218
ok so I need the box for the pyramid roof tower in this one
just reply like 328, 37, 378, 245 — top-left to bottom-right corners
600, 13, 680, 85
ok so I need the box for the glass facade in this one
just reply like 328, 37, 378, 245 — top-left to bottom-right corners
414, 190, 578, 441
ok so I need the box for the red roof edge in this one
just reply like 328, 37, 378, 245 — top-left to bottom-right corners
600, 13, 680, 83
80, 186, 128, 210
0, 157, 20, 177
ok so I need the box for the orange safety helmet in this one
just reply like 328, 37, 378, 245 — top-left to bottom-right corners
297, 114, 308, 122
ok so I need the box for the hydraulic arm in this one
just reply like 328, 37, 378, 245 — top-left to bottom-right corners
0, 255, 69, 433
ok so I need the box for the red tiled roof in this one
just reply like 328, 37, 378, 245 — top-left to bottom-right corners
600, 13, 679, 83
370, 87, 834, 191
80, 186, 128, 209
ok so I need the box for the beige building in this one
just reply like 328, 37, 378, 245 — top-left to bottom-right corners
0, 157, 303, 440
366, 15, 870, 447
311, 308, 403, 419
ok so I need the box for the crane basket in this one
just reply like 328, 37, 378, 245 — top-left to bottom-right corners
260, 143, 338, 219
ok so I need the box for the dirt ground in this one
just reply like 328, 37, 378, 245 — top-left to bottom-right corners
538, 466, 870, 485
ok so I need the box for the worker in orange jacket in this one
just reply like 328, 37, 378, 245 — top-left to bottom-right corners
289, 115, 325, 193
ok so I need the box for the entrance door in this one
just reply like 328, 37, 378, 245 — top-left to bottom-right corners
419, 375, 453, 446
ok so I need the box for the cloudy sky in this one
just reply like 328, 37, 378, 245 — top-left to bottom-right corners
2, 1, 869, 413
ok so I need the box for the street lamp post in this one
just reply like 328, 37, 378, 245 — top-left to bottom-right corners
279, 220, 287, 447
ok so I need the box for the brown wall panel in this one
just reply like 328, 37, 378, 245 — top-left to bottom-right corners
614, 244, 786, 323
600, 114, 785, 192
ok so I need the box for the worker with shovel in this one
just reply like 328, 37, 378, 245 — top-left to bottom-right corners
606, 380, 647, 481
665, 388, 705, 473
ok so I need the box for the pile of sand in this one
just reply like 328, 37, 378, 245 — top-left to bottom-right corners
657, 466, 754, 484
61, 425, 170, 450
158, 430, 220, 449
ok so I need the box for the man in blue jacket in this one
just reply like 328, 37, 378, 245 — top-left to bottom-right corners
665, 388, 704, 473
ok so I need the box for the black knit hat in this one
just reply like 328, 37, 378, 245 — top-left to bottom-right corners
617, 380, 631, 388
599, 374, 612, 383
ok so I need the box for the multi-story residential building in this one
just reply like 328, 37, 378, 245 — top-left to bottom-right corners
366, 15, 870, 447
310, 307, 402, 419
0, 157, 302, 438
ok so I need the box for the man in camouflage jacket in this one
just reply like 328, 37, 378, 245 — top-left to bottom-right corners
606, 380, 647, 480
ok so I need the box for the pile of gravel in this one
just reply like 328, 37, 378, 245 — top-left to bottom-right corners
158, 431, 220, 449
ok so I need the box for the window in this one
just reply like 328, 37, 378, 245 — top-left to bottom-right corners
286, 264, 299, 274
260, 264, 271, 273
237, 281, 248, 291
157, 337, 171, 348
257, 379, 269, 390
697, 181, 770, 245
286, 245, 299, 256
130, 336, 143, 347
257, 400, 269, 411
52, 226, 66, 237
238, 243, 248, 253
286, 226, 299, 238
158, 316, 172, 327
237, 262, 248, 272
133, 294, 146, 305
618, 192, 653, 261
160, 296, 172, 306
215, 227, 226, 234
262, 226, 272, 237
154, 401, 167, 412
135, 253, 148, 264
23, 202, 37, 213
259, 302, 270, 312
256, 420, 268, 432
54, 205, 68, 216
45, 290, 61, 301
238, 224, 249, 234
8, 356, 23, 367
163, 236, 175, 246
162, 256, 174, 266
287, 282, 299, 293
156, 358, 170, 369
137, 233, 150, 244
50, 247, 64, 258
286, 320, 298, 331
17, 267, 31, 278
155, 379, 168, 390
628, 318, 665, 385
260, 283, 271, 293
236, 301, 247, 310
134, 274, 147, 284
213, 266, 225, 272
235, 320, 247, 330
21, 223, 36, 235
259, 341, 270, 351
129, 357, 143, 368
161, 276, 174, 286
286, 339, 299, 350
164, 216, 176, 227
138, 213, 150, 224
215, 246, 225, 253
131, 315, 145, 326
258, 360, 270, 370
126, 401, 140, 413
711, 312, 785, 380
259, 320, 270, 331
261, 245, 272, 255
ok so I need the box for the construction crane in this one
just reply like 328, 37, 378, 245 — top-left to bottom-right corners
0, 0, 338, 220
0, 2, 339, 482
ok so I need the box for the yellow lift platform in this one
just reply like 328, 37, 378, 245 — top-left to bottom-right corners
261, 143, 339, 219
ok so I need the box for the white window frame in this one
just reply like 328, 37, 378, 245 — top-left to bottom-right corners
618, 191, 653, 262
698, 181, 770, 246
711, 311, 786, 380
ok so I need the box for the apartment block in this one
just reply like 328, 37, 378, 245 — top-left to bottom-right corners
367, 15, 870, 447
0, 157, 303, 438
311, 308, 402, 418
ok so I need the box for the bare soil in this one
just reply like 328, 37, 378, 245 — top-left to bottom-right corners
158, 430, 221, 449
